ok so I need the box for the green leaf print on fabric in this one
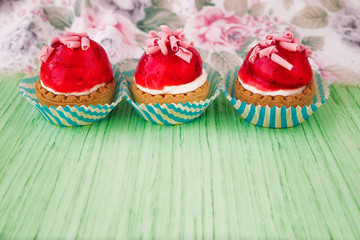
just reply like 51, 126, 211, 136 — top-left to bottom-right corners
137, 7, 184, 33
301, 36, 324, 51
43, 7, 74, 30
210, 51, 240, 72
248, 2, 267, 17
73, 0, 82, 17
151, 0, 172, 11
195, 0, 214, 11
236, 36, 256, 59
224, 0, 247, 16
319, 0, 345, 12
291, 6, 328, 29
326, 65, 360, 85
135, 34, 148, 49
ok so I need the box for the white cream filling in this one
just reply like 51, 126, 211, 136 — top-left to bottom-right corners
134, 68, 208, 95
238, 76, 306, 96
40, 80, 106, 96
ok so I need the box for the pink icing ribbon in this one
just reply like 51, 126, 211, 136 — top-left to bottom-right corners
146, 46, 160, 55
66, 41, 81, 49
271, 53, 293, 71
179, 40, 194, 48
266, 35, 273, 40
160, 25, 171, 33
175, 47, 193, 63
59, 35, 80, 44
157, 31, 170, 39
169, 35, 179, 52
279, 42, 299, 52
273, 36, 292, 43
55, 32, 90, 50
260, 39, 275, 47
145, 25, 194, 63
177, 32, 186, 40
157, 37, 168, 55
248, 31, 312, 71
146, 38, 158, 47
149, 30, 157, 38
38, 45, 55, 62
258, 46, 278, 58
61, 32, 90, 50
284, 31, 294, 40
173, 28, 183, 36
259, 35, 275, 47
293, 37, 300, 44
81, 37, 90, 50
249, 46, 260, 63
38, 32, 91, 62
301, 45, 313, 56
64, 31, 88, 38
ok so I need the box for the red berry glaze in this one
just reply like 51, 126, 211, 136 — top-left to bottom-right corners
40, 40, 113, 93
134, 47, 203, 90
238, 42, 313, 91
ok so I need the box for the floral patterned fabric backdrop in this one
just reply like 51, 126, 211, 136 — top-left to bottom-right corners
1, 0, 360, 85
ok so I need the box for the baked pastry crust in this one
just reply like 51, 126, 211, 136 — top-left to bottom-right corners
234, 78, 315, 108
131, 80, 210, 105
35, 78, 115, 107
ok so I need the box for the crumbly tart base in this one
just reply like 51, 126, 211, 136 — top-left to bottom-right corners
131, 80, 210, 105
35, 78, 116, 107
234, 78, 315, 108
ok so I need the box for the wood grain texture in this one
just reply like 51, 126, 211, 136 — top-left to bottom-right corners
0, 74, 360, 239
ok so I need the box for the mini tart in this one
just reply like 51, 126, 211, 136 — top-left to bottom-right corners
133, 25, 209, 105
131, 80, 209, 105
235, 78, 315, 108
36, 32, 114, 108
36, 78, 115, 107
237, 32, 315, 108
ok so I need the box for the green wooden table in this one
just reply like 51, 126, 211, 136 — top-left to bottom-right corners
1, 73, 360, 239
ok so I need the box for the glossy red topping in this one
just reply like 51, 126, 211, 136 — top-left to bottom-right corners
239, 41, 313, 91
134, 47, 203, 90
40, 40, 113, 93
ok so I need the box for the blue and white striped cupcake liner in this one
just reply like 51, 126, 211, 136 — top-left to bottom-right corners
121, 63, 222, 125
19, 65, 122, 127
223, 66, 330, 128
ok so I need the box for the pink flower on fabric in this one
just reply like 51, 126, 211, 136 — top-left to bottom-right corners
70, 8, 142, 62
185, 7, 283, 52
185, 7, 249, 51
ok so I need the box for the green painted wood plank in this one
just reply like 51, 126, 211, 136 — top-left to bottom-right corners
0, 74, 359, 239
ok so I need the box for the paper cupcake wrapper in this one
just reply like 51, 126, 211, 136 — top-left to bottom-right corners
19, 65, 122, 127
121, 63, 222, 125
223, 66, 330, 128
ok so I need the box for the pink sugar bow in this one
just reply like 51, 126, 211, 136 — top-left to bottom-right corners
145, 25, 194, 63
38, 32, 91, 62
38, 45, 55, 63
53, 31, 90, 50
248, 31, 312, 71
